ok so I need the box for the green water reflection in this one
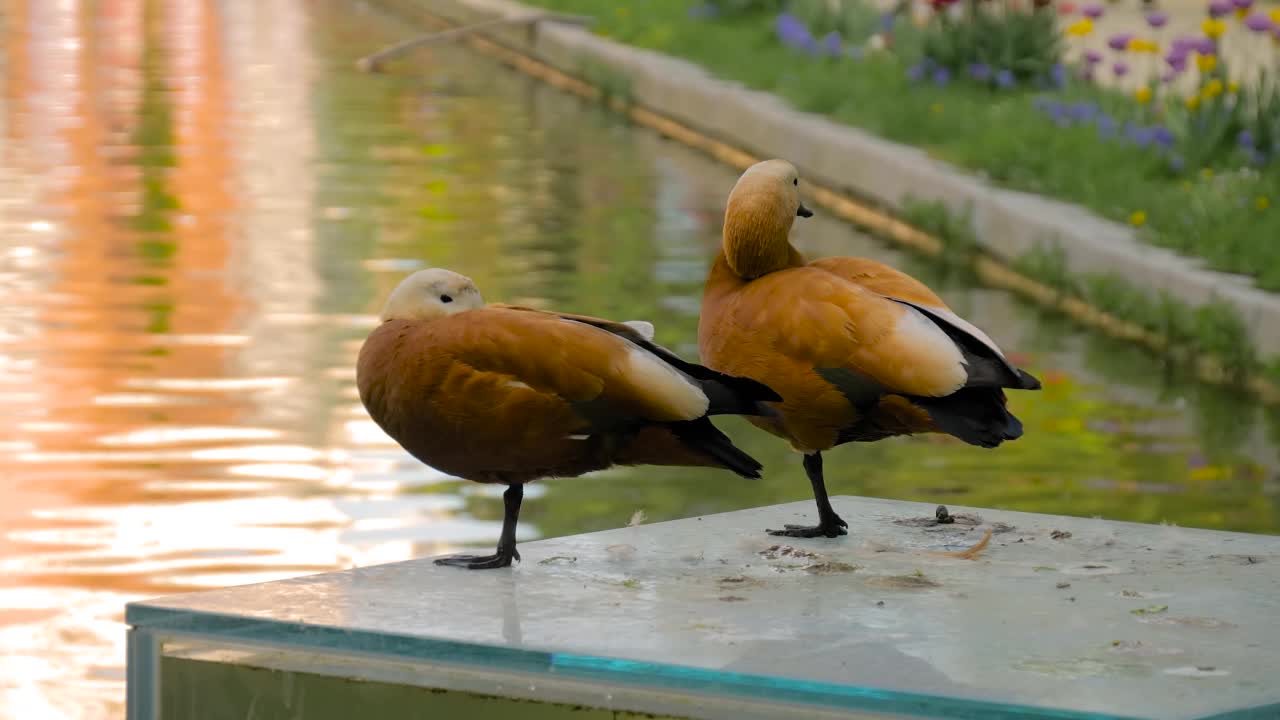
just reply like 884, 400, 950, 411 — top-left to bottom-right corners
306, 3, 1279, 537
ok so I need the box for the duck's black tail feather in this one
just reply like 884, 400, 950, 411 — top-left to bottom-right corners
910, 387, 1024, 449
696, 372, 783, 419
669, 417, 764, 479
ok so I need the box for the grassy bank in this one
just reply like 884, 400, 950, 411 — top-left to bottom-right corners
519, 1, 1280, 290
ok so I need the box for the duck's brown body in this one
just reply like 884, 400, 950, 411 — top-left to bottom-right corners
357, 273, 778, 568
358, 305, 766, 485
697, 160, 1041, 538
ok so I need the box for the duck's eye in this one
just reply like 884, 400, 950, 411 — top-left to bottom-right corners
440, 294, 453, 304
793, 178, 799, 186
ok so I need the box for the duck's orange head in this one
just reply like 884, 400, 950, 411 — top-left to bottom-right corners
722, 159, 812, 279
380, 268, 484, 323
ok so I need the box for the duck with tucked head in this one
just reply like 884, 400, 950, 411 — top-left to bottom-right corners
357, 268, 781, 569
698, 160, 1042, 539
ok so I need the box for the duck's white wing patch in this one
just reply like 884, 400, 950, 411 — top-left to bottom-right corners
623, 346, 709, 420
888, 298, 1020, 375
558, 316, 707, 420
622, 320, 655, 341
890, 304, 968, 395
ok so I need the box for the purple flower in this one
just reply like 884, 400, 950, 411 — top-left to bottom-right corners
1247, 148, 1267, 166
1108, 32, 1134, 50
1171, 35, 1200, 52
1084, 49, 1104, 64
1233, 0, 1254, 10
1072, 101, 1100, 120
1209, 0, 1233, 17
1153, 126, 1175, 147
822, 31, 842, 56
1239, 129, 1255, 147
1146, 11, 1169, 28
933, 67, 952, 86
969, 62, 992, 81
775, 13, 816, 53
1244, 12, 1273, 33
1113, 61, 1129, 77
1050, 63, 1067, 88
1096, 114, 1117, 138
1196, 36, 1217, 55
879, 12, 897, 32
1132, 127, 1156, 147
1165, 48, 1188, 71
1168, 154, 1185, 173
908, 63, 926, 82
995, 68, 1016, 88
1083, 3, 1104, 18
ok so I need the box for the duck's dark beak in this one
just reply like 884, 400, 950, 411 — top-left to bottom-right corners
797, 201, 813, 218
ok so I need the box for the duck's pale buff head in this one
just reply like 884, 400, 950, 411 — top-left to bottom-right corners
722, 159, 812, 279
380, 268, 484, 322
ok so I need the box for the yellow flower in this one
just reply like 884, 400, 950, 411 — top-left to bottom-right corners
1234, 7, 1248, 18
1186, 94, 1201, 110
1129, 210, 1147, 227
1202, 18, 1226, 38
1135, 86, 1153, 104
1201, 168, 1214, 179
930, 102, 944, 115
1228, 81, 1240, 94
1203, 78, 1224, 98
1271, 8, 1280, 24
1258, 196, 1272, 211
1196, 53, 1218, 73
1128, 38, 1159, 53
1066, 18, 1094, 36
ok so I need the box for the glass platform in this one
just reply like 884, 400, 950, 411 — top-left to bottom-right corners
126, 496, 1280, 719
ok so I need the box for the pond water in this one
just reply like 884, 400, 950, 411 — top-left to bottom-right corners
1, 1, 1278, 718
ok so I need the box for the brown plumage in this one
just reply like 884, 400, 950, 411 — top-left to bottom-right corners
357, 268, 780, 568
698, 160, 1042, 538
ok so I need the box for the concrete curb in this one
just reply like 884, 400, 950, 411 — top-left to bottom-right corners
371, 0, 1280, 361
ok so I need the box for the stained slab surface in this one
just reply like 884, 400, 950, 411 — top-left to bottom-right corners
128, 496, 1280, 719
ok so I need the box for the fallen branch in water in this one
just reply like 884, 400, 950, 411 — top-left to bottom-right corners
356, 12, 595, 73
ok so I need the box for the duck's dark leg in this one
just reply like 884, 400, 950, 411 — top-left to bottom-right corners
435, 483, 523, 569
767, 452, 848, 538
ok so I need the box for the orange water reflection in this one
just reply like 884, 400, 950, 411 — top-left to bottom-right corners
0, 2, 473, 717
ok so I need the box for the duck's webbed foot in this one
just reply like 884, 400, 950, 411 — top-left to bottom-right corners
433, 546, 521, 570
766, 452, 849, 539
434, 483, 524, 570
767, 514, 848, 538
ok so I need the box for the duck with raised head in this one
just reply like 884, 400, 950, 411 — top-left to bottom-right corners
698, 160, 1042, 539
357, 268, 781, 569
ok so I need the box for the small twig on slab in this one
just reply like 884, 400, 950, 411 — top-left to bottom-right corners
356, 13, 595, 73
929, 528, 993, 561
